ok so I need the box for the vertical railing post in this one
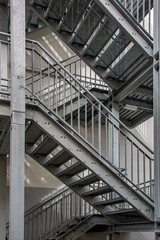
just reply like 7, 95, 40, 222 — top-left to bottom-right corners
154, 0, 160, 237
10, 0, 25, 239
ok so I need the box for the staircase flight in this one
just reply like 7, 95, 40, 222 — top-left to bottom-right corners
0, 32, 155, 234
27, 0, 154, 127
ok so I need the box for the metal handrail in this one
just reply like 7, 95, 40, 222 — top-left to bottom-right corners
25, 37, 153, 154
26, 88, 154, 203
6, 185, 98, 239
115, 0, 154, 38
0, 32, 154, 201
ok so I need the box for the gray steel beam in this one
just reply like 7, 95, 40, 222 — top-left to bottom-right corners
95, 0, 153, 57
0, 155, 7, 240
9, 0, 25, 239
113, 222, 154, 232
153, 0, 160, 224
113, 64, 153, 102
25, 106, 154, 221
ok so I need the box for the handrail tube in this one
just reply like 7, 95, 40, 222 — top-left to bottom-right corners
26, 39, 153, 154
111, 0, 153, 42
1, 32, 153, 154
26, 87, 154, 203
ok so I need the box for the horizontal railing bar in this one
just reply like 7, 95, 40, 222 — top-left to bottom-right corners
111, 0, 153, 42
25, 37, 154, 154
25, 87, 154, 202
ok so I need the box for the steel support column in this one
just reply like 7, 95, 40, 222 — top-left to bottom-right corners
9, 0, 25, 239
153, 0, 160, 223
0, 155, 7, 240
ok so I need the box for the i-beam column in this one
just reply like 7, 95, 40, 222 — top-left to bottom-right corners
154, 0, 160, 238
9, 0, 25, 239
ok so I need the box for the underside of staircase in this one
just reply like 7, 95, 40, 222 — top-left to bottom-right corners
0, 0, 157, 238
26, 0, 154, 128
0, 101, 154, 227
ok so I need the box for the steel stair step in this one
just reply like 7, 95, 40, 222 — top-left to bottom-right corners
95, 31, 131, 69
32, 137, 58, 157
60, 0, 91, 34
72, 3, 104, 46
57, 162, 86, 177
82, 185, 113, 197
106, 46, 144, 79
69, 173, 100, 187
46, 149, 73, 167
47, 0, 70, 22
25, 122, 43, 146
104, 208, 146, 223
105, 208, 136, 216
94, 197, 125, 206
84, 17, 118, 57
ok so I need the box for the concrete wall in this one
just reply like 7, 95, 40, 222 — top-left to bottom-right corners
120, 232, 154, 240
77, 232, 154, 240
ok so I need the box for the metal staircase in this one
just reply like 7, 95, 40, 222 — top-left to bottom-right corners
6, 186, 108, 240
0, 31, 155, 235
25, 38, 154, 222
26, 0, 154, 128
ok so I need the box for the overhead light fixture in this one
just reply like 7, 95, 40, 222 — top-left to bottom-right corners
123, 104, 138, 111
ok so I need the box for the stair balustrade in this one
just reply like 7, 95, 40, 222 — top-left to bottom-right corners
118, 0, 153, 35
0, 32, 154, 202
25, 37, 154, 202
6, 186, 98, 240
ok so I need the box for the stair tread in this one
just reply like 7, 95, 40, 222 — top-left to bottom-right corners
106, 46, 143, 79
57, 162, 86, 177
94, 197, 125, 206
82, 185, 113, 197
96, 31, 131, 69
106, 208, 136, 216
46, 149, 72, 166
25, 122, 42, 145
70, 174, 100, 187
85, 18, 118, 57
73, 3, 104, 45
32, 137, 58, 157
60, 0, 91, 33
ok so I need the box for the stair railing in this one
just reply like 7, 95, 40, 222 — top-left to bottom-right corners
60, 55, 109, 91
6, 186, 98, 240
25, 38, 154, 202
0, 32, 154, 202
25, 52, 109, 104
115, 0, 153, 36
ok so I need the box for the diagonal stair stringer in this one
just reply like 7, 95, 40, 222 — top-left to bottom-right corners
25, 104, 154, 221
